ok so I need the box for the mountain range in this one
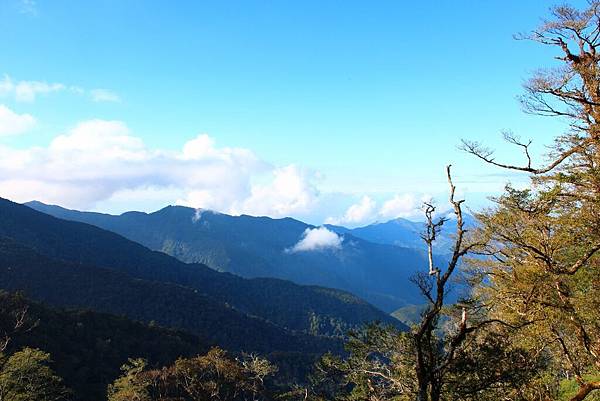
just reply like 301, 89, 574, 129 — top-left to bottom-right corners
326, 213, 478, 253
25, 201, 456, 312
0, 197, 405, 354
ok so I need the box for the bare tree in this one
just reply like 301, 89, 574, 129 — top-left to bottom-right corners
0, 293, 35, 354
411, 165, 496, 401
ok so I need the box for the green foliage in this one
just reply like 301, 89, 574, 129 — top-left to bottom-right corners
107, 359, 151, 401
461, 2, 600, 399
305, 324, 416, 401
0, 291, 206, 401
306, 323, 544, 401
108, 347, 278, 401
0, 234, 343, 356
560, 374, 600, 401
0, 347, 71, 401
0, 292, 333, 401
391, 304, 427, 326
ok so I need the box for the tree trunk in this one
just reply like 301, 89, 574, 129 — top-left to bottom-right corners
416, 384, 428, 401
430, 379, 442, 401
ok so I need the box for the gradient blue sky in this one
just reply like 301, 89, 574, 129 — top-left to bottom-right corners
0, 0, 585, 225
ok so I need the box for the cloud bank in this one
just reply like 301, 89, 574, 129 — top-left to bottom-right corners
0, 111, 444, 224
0, 119, 321, 218
289, 227, 343, 252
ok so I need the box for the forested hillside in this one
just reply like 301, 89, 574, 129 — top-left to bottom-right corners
26, 201, 440, 312
0, 197, 403, 338
0, 236, 345, 354
0, 292, 207, 401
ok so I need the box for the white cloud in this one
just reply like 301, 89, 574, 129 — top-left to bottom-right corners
69, 86, 85, 95
175, 164, 319, 219
90, 89, 121, 103
326, 192, 433, 227
0, 75, 65, 102
0, 105, 36, 136
289, 227, 343, 252
326, 195, 376, 226
379, 193, 419, 220
0, 75, 120, 103
0, 121, 325, 218
230, 165, 319, 218
0, 111, 474, 222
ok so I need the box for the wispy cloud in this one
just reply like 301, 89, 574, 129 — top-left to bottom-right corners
91, 89, 121, 103
0, 76, 64, 102
326, 193, 430, 227
19, 0, 38, 16
379, 193, 420, 220
0, 75, 121, 103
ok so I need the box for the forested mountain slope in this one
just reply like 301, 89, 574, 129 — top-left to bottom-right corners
26, 201, 435, 311
1, 292, 207, 401
0, 197, 403, 339
0, 236, 342, 354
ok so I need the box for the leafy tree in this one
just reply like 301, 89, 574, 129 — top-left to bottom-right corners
462, 2, 600, 400
0, 347, 71, 401
108, 347, 278, 401
106, 358, 151, 401
319, 324, 416, 401
308, 322, 540, 401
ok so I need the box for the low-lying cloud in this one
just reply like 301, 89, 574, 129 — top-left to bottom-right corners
288, 227, 343, 252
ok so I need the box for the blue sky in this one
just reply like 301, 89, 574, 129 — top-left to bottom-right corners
0, 0, 584, 225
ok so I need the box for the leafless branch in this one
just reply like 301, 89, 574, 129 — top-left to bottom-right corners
460, 138, 582, 175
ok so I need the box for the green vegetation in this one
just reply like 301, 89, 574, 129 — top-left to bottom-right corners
391, 304, 427, 326
560, 375, 600, 401
0, 292, 332, 401
458, 3, 600, 399
108, 348, 277, 401
0, 348, 71, 401
0, 291, 206, 401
